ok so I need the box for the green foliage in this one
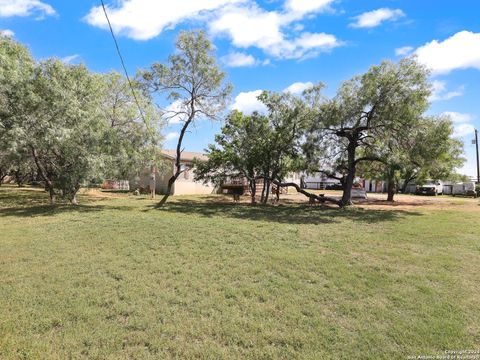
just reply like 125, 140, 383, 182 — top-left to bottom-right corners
140, 30, 232, 124
99, 72, 163, 180
195, 91, 307, 203
359, 115, 465, 197
306, 58, 432, 205
404, 116, 465, 184
140, 30, 232, 204
0, 37, 163, 203
194, 110, 269, 184
28, 59, 106, 201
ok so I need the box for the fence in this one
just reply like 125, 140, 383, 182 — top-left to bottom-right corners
101, 179, 130, 191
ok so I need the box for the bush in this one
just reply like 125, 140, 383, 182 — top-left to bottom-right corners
476, 184, 480, 197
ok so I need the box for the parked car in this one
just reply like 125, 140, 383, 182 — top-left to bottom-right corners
452, 182, 477, 198
325, 183, 343, 190
415, 181, 443, 196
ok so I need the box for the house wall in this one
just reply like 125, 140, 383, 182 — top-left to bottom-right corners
130, 167, 172, 194
130, 159, 215, 195
363, 179, 386, 193
174, 181, 215, 195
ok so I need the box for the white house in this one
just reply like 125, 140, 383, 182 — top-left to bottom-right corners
130, 150, 215, 195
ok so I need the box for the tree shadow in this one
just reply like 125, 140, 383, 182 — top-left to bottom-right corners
0, 187, 133, 217
0, 188, 424, 223
0, 203, 105, 217
147, 199, 422, 225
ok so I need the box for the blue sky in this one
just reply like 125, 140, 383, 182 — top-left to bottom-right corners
1, 0, 480, 177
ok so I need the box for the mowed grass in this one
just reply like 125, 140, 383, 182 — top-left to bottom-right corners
0, 187, 479, 359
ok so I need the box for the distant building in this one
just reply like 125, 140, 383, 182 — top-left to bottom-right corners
362, 179, 387, 193
302, 173, 340, 190
130, 150, 215, 195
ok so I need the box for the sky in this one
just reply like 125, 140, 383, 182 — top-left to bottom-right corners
1, 0, 480, 178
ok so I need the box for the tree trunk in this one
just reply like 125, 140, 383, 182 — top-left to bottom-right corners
30, 146, 56, 205
264, 178, 271, 204
340, 141, 357, 207
149, 165, 156, 199
271, 179, 340, 207
0, 173, 6, 186
260, 177, 267, 203
386, 168, 396, 202
250, 178, 257, 204
158, 112, 194, 207
49, 188, 56, 205
158, 174, 178, 206
14, 170, 24, 187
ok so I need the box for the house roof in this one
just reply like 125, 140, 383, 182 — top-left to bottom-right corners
161, 150, 208, 162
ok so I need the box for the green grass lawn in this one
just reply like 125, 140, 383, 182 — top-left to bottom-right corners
1, 187, 479, 359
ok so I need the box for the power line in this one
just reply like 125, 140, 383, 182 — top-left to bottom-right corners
100, 0, 147, 126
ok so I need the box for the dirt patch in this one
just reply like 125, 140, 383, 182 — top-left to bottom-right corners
277, 191, 480, 211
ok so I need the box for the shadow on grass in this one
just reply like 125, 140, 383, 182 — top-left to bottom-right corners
0, 188, 423, 224
147, 198, 422, 225
0, 187, 134, 217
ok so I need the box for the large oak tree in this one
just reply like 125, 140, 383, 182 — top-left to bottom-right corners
305, 58, 431, 207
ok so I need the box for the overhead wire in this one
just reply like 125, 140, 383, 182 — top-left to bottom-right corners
100, 0, 159, 198
100, 0, 148, 127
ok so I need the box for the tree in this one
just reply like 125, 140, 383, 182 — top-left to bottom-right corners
0, 153, 11, 185
140, 30, 232, 205
99, 72, 162, 183
358, 115, 464, 202
0, 36, 36, 186
25, 60, 108, 204
1, 37, 163, 204
396, 116, 464, 194
194, 110, 270, 204
306, 58, 431, 207
7, 150, 36, 187
1, 38, 106, 203
254, 91, 308, 204
195, 91, 308, 205
195, 90, 339, 205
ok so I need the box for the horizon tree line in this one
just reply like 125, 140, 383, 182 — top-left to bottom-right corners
0, 31, 465, 207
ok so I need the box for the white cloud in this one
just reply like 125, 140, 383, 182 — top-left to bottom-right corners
294, 32, 338, 51
165, 131, 179, 141
221, 52, 257, 67
210, 4, 341, 59
85, 0, 243, 40
0, 0, 55, 18
395, 46, 413, 56
0, 29, 14, 37
210, 5, 286, 51
85, 1, 342, 60
350, 8, 405, 28
453, 123, 475, 138
441, 111, 475, 139
230, 90, 267, 114
416, 31, 480, 74
283, 81, 313, 94
284, 0, 334, 16
429, 80, 463, 102
442, 111, 474, 123
61, 54, 80, 64
163, 100, 187, 124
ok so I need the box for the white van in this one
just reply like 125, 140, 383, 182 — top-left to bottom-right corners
416, 180, 443, 196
